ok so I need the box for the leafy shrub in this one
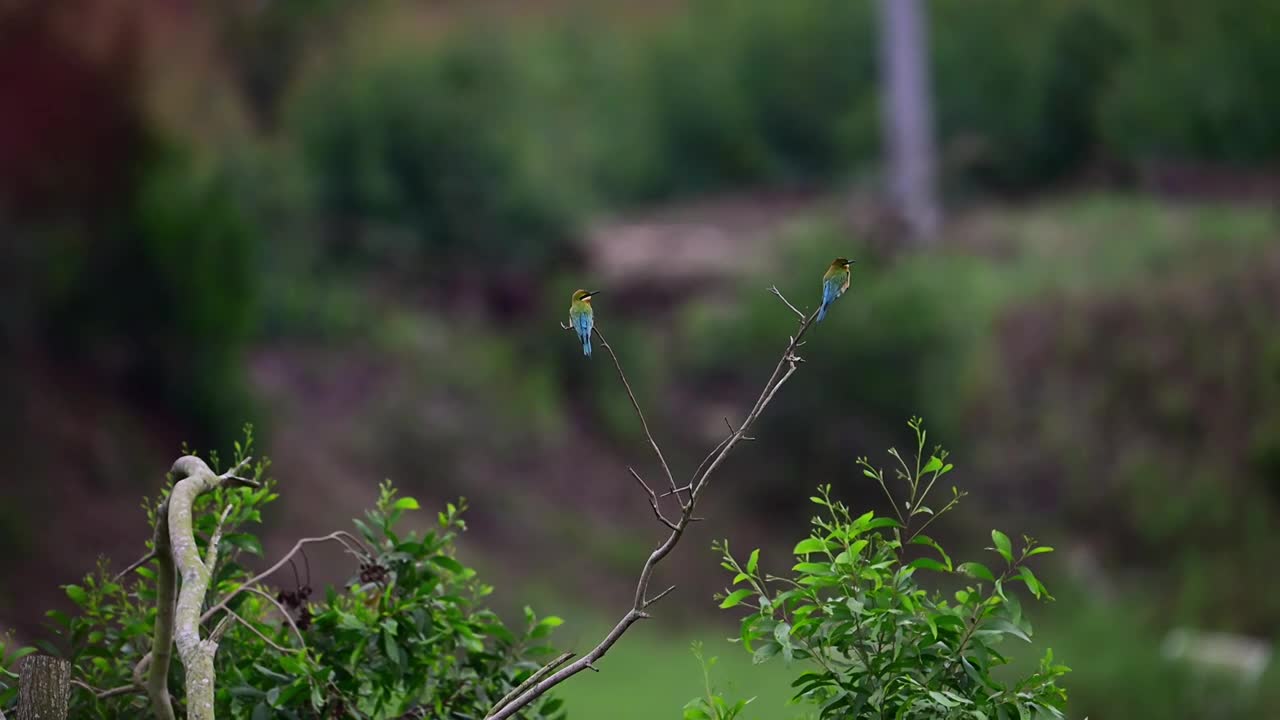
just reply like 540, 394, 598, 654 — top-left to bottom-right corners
711, 419, 1068, 718
291, 32, 582, 291
1096, 0, 1280, 165
36, 143, 258, 436
6, 431, 565, 719
931, 0, 1126, 191
681, 642, 754, 720
627, 0, 877, 200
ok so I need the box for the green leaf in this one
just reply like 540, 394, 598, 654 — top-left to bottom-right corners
909, 535, 953, 570
929, 691, 959, 708
1026, 546, 1055, 557
865, 517, 902, 531
746, 548, 760, 575
64, 585, 88, 605
752, 641, 781, 665
720, 589, 754, 609
990, 530, 1013, 565
792, 562, 834, 575
774, 622, 791, 646
987, 618, 1032, 642
532, 616, 564, 639
923, 456, 944, 474
793, 538, 827, 555
907, 557, 950, 573
222, 532, 264, 557
429, 555, 465, 574
393, 497, 420, 511
957, 562, 996, 582
1017, 566, 1046, 600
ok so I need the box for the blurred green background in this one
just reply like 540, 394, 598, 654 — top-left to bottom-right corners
2, 0, 1278, 717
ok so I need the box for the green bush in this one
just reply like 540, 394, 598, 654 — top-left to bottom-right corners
2, 432, 565, 719
708, 419, 1068, 718
932, 0, 1127, 191
35, 143, 258, 436
623, 0, 877, 201
1096, 0, 1280, 164
291, 32, 583, 290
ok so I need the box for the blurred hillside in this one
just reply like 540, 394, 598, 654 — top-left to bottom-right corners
2, 0, 1279, 717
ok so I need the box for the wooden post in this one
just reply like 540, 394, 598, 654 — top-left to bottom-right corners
17, 655, 69, 720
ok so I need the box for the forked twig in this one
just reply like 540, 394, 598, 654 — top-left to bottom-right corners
629, 468, 678, 530
486, 287, 820, 720
202, 531, 371, 625
770, 284, 806, 321
594, 327, 682, 500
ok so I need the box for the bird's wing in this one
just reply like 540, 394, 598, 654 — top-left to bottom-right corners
574, 308, 593, 336
822, 276, 842, 306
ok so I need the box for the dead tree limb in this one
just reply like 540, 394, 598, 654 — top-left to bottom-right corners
487, 289, 817, 720
166, 456, 259, 720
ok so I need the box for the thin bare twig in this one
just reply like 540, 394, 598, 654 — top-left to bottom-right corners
628, 468, 678, 530
214, 607, 299, 655
70, 678, 142, 701
487, 651, 575, 717
242, 586, 307, 650
725, 417, 755, 441
770, 285, 806, 321
593, 326, 682, 501
208, 614, 234, 644
644, 584, 677, 608
486, 295, 820, 720
202, 531, 370, 625
114, 549, 157, 581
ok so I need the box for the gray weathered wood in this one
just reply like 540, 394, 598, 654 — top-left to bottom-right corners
17, 655, 69, 720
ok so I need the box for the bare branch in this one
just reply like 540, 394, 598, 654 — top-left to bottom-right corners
644, 584, 677, 608
241, 586, 307, 650
769, 285, 806, 321
486, 292, 820, 720
724, 416, 754, 441
628, 468, 678, 531
70, 678, 141, 701
131, 652, 151, 691
208, 614, 234, 645
168, 456, 250, 720
202, 531, 368, 625
113, 550, 157, 582
206, 504, 234, 569
487, 651, 575, 717
593, 326, 682, 500
213, 607, 300, 656
144, 498, 176, 720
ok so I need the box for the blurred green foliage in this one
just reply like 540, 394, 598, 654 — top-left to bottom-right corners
10, 0, 1280, 435
1096, 0, 1280, 164
290, 31, 583, 290
690, 197, 1280, 641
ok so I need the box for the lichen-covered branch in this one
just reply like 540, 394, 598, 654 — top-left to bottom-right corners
166, 456, 258, 720
487, 290, 817, 720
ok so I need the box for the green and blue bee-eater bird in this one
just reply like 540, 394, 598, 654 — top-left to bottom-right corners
569, 289, 600, 357
816, 257, 856, 323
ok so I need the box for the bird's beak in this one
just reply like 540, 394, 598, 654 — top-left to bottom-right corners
847, 259, 857, 266
585, 290, 601, 298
